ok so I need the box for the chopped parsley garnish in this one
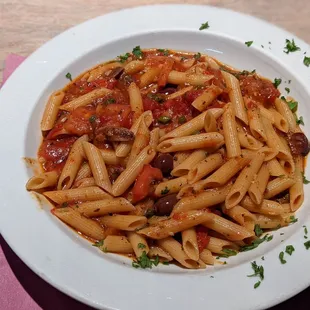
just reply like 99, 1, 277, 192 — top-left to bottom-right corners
132, 251, 159, 269
118, 52, 130, 63
284, 39, 300, 54
221, 248, 238, 257
132, 46, 143, 59
240, 234, 272, 252
199, 21, 210, 30
304, 226, 308, 235
285, 245, 295, 256
302, 173, 310, 184
178, 115, 187, 124
158, 116, 171, 124
273, 78, 282, 88
245, 41, 253, 47
296, 116, 304, 125
65, 72, 72, 81
104, 98, 116, 105
162, 261, 170, 265
194, 52, 201, 60
254, 281, 261, 289
289, 216, 298, 224
161, 186, 170, 195
279, 251, 286, 264
138, 243, 146, 249
157, 49, 170, 56
248, 261, 264, 280
261, 256, 265, 260
304, 241, 310, 250
254, 224, 263, 237
303, 56, 310, 67
89, 115, 97, 123
92, 240, 104, 247
147, 92, 165, 103
285, 87, 290, 94
281, 96, 298, 112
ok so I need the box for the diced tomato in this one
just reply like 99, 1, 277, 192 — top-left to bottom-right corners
38, 137, 77, 172
97, 104, 133, 128
158, 58, 174, 87
239, 75, 280, 106
196, 226, 210, 252
204, 68, 226, 89
64, 106, 95, 136
132, 165, 163, 203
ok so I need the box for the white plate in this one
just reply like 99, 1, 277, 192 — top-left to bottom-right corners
0, 4, 310, 310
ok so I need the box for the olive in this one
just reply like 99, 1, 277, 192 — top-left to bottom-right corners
154, 194, 178, 216
288, 132, 310, 156
107, 67, 124, 79
153, 153, 173, 174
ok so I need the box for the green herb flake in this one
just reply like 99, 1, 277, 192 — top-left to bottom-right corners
285, 87, 290, 94
162, 261, 170, 265
266, 235, 273, 242
281, 96, 298, 112
245, 41, 253, 47
289, 216, 298, 224
147, 92, 165, 103
210, 275, 214, 278
285, 245, 295, 256
92, 240, 104, 247
247, 261, 264, 280
157, 48, 170, 56
178, 115, 187, 124
132, 252, 160, 269
273, 78, 282, 88
302, 173, 310, 184
89, 115, 97, 123
296, 116, 304, 125
254, 224, 263, 237
138, 243, 146, 249
161, 186, 170, 195
65, 72, 72, 81
240, 234, 271, 252
104, 98, 116, 105
303, 56, 310, 67
261, 256, 265, 260
194, 52, 201, 60
304, 226, 308, 235
132, 46, 143, 59
221, 248, 238, 257
284, 39, 301, 54
118, 52, 130, 63
304, 241, 310, 250
199, 21, 210, 31
279, 251, 287, 264
254, 281, 261, 289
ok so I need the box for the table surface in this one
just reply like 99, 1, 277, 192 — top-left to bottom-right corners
0, 0, 309, 309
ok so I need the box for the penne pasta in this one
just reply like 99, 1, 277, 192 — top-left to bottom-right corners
191, 85, 223, 111
58, 135, 88, 190
157, 132, 224, 153
206, 237, 239, 254
222, 103, 241, 157
73, 198, 135, 217
103, 235, 134, 254
264, 176, 295, 199
268, 107, 288, 133
274, 97, 297, 132
53, 207, 105, 240
154, 176, 188, 197
112, 146, 156, 196
124, 60, 145, 74
128, 82, 144, 120
83, 142, 112, 193
99, 215, 147, 231
127, 232, 150, 257
87, 62, 123, 82
26, 171, 59, 190
241, 196, 285, 216
60, 87, 111, 111
290, 156, 304, 211
44, 186, 112, 204
75, 163, 92, 181
41, 91, 65, 131
222, 71, 248, 125
182, 228, 199, 261
267, 158, 287, 177
199, 249, 215, 265
148, 246, 173, 262
73, 177, 96, 188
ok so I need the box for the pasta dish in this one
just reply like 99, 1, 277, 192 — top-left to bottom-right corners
26, 47, 309, 269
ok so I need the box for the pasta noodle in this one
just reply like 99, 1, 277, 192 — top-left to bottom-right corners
27, 48, 309, 270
